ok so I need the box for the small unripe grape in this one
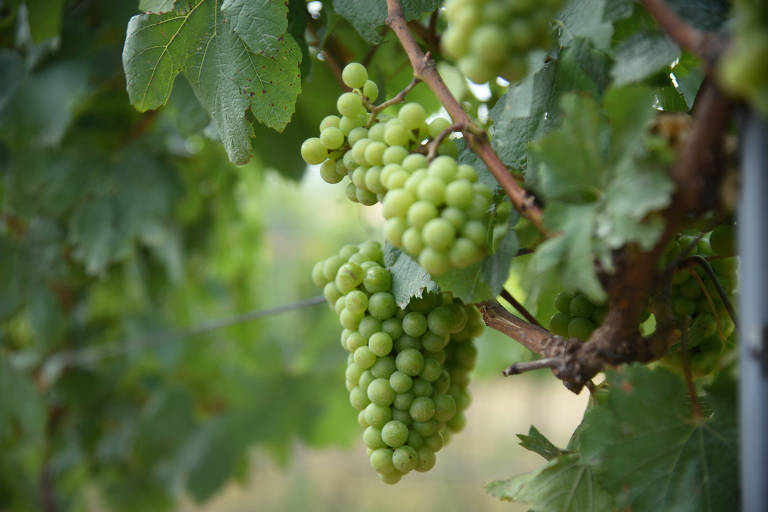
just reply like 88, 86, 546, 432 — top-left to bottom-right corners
402, 153, 429, 172
385, 120, 411, 147
369, 331, 394, 357
419, 358, 443, 382
382, 145, 409, 165
342, 62, 368, 89
337, 92, 365, 117
382, 189, 416, 219
568, 317, 595, 340
412, 419, 437, 437
363, 80, 379, 102
365, 403, 392, 427
301, 137, 328, 164
395, 335, 421, 352
385, 217, 408, 247
418, 176, 447, 205
549, 312, 571, 337
356, 187, 378, 206
470, 25, 509, 64
424, 432, 444, 452
410, 396, 436, 422
363, 425, 386, 449
399, 103, 427, 130
381, 420, 409, 448
370, 448, 395, 473
415, 448, 436, 472
320, 126, 344, 149
412, 378, 433, 397
371, 356, 396, 379
710, 224, 735, 256
323, 282, 342, 305
368, 378, 395, 406
364, 266, 392, 294
419, 248, 451, 276
445, 180, 474, 210
390, 371, 413, 393
402, 312, 428, 337
423, 218, 456, 252
368, 292, 397, 320
434, 394, 457, 422
408, 201, 439, 230
403, 227, 425, 254
428, 117, 452, 139
349, 387, 370, 410
569, 295, 595, 318
422, 332, 449, 352
463, 220, 487, 247
396, 348, 425, 376
346, 332, 367, 352
364, 141, 387, 166
354, 346, 377, 369
393, 390, 415, 411
379, 471, 402, 485
450, 238, 481, 267
392, 445, 418, 473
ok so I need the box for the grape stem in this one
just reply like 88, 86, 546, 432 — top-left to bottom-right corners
500, 288, 542, 328
679, 254, 738, 326
364, 76, 421, 128
639, 0, 725, 66
426, 122, 465, 161
503, 358, 560, 376
385, 0, 550, 237
676, 316, 703, 418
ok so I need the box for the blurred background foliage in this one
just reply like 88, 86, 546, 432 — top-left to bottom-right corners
0, 2, 552, 510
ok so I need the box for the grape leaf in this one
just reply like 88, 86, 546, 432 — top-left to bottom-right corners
557, 0, 614, 50
486, 453, 615, 511
123, 0, 302, 164
433, 219, 519, 304
665, 0, 730, 31
0, 359, 46, 441
26, 0, 64, 42
220, 0, 288, 57
383, 243, 439, 308
611, 31, 681, 85
579, 365, 740, 512
488, 38, 611, 176
331, 0, 439, 43
0, 50, 24, 110
140, 0, 177, 12
517, 426, 566, 461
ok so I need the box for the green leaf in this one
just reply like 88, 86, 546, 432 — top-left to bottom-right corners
489, 39, 611, 175
0, 60, 91, 148
580, 365, 740, 511
139, 0, 177, 13
26, 0, 64, 42
486, 453, 616, 511
0, 50, 25, 110
0, 359, 45, 441
533, 203, 605, 302
531, 94, 605, 202
557, 0, 614, 50
331, 0, 439, 43
67, 198, 117, 275
611, 31, 680, 86
383, 243, 438, 308
220, 0, 288, 56
122, 0, 302, 164
433, 220, 519, 304
517, 426, 566, 461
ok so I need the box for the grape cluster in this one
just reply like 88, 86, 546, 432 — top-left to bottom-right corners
300, 62, 458, 205
441, 0, 564, 84
718, 0, 768, 116
381, 155, 494, 276
312, 240, 483, 483
548, 292, 608, 341
657, 225, 738, 374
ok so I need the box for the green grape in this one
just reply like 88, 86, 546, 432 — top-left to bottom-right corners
393, 390, 415, 411
710, 224, 736, 256
371, 356, 396, 379
363, 266, 392, 294
342, 62, 368, 89
463, 220, 487, 247
407, 201, 439, 230
419, 248, 451, 277
365, 403, 393, 427
396, 348, 425, 376
445, 180, 474, 209
381, 420, 409, 448
379, 471, 402, 485
412, 419, 437, 437
354, 346, 377, 369
363, 80, 379, 102
569, 294, 594, 318
415, 448, 436, 472
337, 92, 365, 117
382, 189, 416, 219
301, 137, 328, 164
392, 445, 418, 473
449, 238, 481, 267
368, 292, 397, 320
363, 425, 386, 449
368, 378, 396, 406
422, 332, 449, 352
402, 154, 428, 172
320, 114, 341, 130
369, 331, 394, 357
402, 312, 428, 337
383, 145, 409, 165
419, 358, 442, 382
349, 387, 370, 410
422, 218, 456, 251
410, 397, 436, 422
567, 317, 595, 340
364, 141, 387, 166
395, 335, 422, 352
428, 117, 452, 139
390, 371, 413, 393
470, 25, 509, 64
370, 448, 395, 473
434, 394, 457, 422
335, 262, 364, 294
399, 102, 427, 130
320, 126, 344, 150
417, 176, 447, 205
549, 312, 571, 337
412, 378, 433, 397
384, 120, 411, 147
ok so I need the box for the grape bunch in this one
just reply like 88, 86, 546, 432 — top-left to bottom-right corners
441, 0, 564, 84
312, 240, 483, 484
656, 225, 738, 374
300, 62, 458, 205
548, 292, 608, 341
381, 155, 494, 276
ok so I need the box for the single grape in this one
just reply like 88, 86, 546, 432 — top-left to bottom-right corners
301, 137, 328, 164
381, 420, 409, 448
392, 445, 418, 473
396, 348, 425, 376
399, 103, 427, 130
337, 92, 365, 117
342, 62, 368, 89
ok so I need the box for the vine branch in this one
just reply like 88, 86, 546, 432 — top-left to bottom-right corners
385, 0, 549, 236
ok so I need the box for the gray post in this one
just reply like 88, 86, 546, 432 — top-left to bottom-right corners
739, 110, 768, 512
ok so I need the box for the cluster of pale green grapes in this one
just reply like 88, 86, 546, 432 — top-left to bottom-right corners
381, 155, 493, 276
441, 0, 563, 84
656, 225, 738, 375
312, 240, 482, 484
302, 62, 502, 277
718, 0, 768, 116
548, 292, 608, 341
300, 62, 458, 205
